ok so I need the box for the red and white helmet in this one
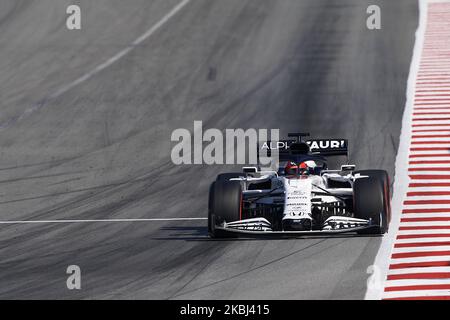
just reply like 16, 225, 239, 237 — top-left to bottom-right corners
285, 160, 318, 175
284, 161, 298, 175
299, 160, 317, 175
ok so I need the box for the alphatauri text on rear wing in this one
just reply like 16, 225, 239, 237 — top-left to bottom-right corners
258, 133, 348, 162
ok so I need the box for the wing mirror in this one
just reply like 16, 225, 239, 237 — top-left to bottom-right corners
341, 164, 356, 172
243, 167, 258, 173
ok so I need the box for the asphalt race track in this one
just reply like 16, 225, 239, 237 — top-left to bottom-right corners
0, 0, 418, 299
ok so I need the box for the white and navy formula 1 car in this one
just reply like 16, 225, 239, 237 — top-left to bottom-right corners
208, 133, 391, 238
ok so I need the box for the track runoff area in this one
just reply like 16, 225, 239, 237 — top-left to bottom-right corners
367, 0, 450, 300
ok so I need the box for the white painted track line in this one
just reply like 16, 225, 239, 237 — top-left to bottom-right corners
395, 237, 450, 244
383, 290, 450, 300
390, 256, 450, 263
388, 266, 450, 275
0, 217, 206, 224
392, 245, 450, 254
386, 279, 450, 287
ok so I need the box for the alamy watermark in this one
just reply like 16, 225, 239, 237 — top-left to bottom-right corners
66, 5, 81, 30
171, 121, 280, 170
366, 5, 381, 30
66, 265, 81, 290
366, 264, 383, 291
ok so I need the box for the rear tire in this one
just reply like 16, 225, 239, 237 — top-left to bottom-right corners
353, 170, 390, 235
208, 181, 216, 237
208, 180, 243, 238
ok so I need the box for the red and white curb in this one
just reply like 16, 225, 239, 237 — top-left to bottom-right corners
366, 0, 450, 300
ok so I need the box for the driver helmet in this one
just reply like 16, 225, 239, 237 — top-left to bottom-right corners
284, 161, 298, 175
299, 160, 318, 175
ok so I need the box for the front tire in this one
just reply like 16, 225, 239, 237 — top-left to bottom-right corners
353, 170, 390, 235
208, 180, 243, 238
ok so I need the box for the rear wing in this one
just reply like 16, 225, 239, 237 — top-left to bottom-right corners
258, 137, 348, 162
307, 139, 348, 156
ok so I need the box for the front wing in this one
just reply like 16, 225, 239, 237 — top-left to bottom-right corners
214, 217, 379, 237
